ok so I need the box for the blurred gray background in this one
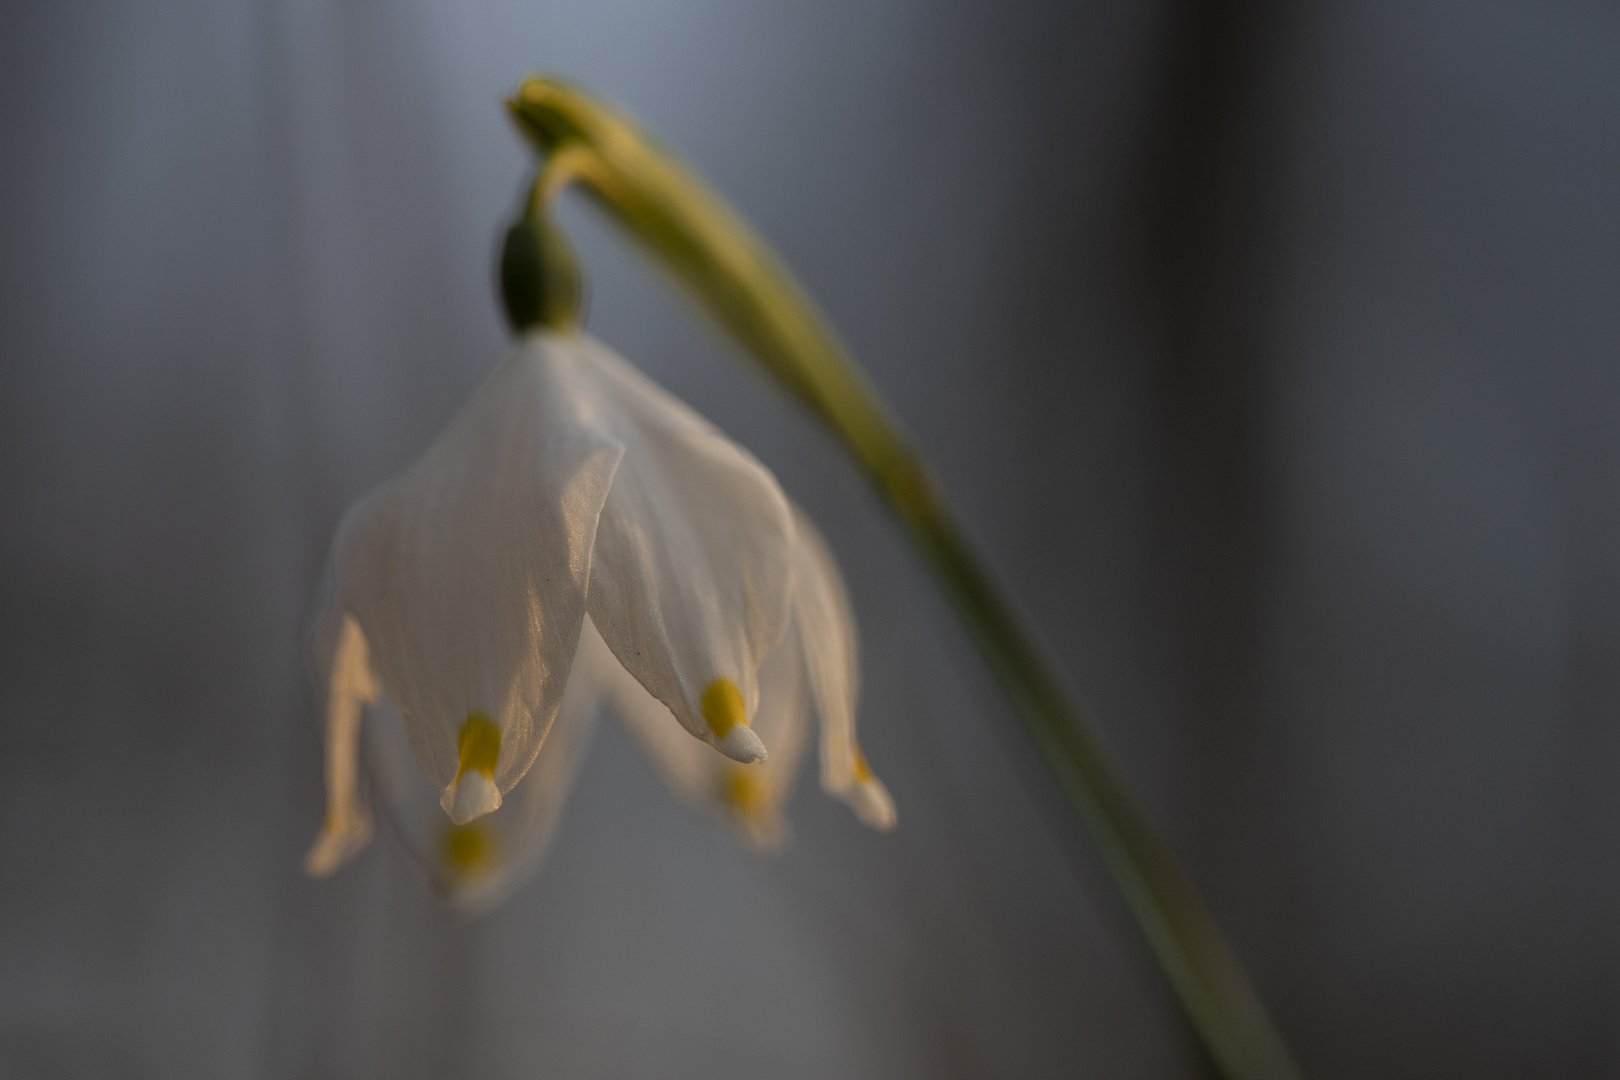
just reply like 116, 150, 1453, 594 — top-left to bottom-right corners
3, 1, 1618, 1077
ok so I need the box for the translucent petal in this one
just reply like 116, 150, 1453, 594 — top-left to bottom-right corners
576, 335, 794, 764
603, 616, 808, 851
791, 507, 896, 831
363, 628, 604, 910
304, 610, 380, 876
333, 333, 623, 818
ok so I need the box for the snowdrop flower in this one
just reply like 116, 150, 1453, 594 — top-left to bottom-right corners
304, 329, 894, 905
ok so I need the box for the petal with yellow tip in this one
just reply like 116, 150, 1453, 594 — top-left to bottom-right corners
362, 620, 605, 910
331, 332, 623, 815
789, 507, 896, 831
605, 615, 808, 852
575, 335, 794, 763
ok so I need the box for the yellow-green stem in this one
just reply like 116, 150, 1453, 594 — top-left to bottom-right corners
506, 76, 1302, 1080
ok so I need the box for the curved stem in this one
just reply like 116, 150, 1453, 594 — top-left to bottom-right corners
506, 76, 1302, 1080
531, 142, 602, 215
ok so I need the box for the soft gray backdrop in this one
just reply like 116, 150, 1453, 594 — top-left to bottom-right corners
3, 1, 1618, 1077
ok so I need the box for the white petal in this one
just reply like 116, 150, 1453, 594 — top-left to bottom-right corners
304, 611, 380, 876
574, 334, 795, 762
333, 332, 623, 817
603, 616, 809, 852
791, 507, 896, 831
364, 627, 604, 910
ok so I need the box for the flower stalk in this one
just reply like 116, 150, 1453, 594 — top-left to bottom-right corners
499, 167, 583, 334
505, 77, 1302, 1080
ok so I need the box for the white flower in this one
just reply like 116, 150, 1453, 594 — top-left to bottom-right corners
303, 330, 894, 905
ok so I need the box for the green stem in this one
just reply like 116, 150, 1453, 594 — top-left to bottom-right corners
506, 76, 1302, 1080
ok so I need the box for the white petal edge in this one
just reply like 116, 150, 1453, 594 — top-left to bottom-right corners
449, 772, 500, 825
713, 723, 768, 765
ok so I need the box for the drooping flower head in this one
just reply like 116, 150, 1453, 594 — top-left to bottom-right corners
305, 330, 893, 905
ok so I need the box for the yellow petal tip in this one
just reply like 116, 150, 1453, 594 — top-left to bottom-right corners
843, 749, 896, 831
722, 766, 768, 816
702, 677, 766, 762
455, 712, 502, 780
701, 677, 747, 738
442, 820, 498, 875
